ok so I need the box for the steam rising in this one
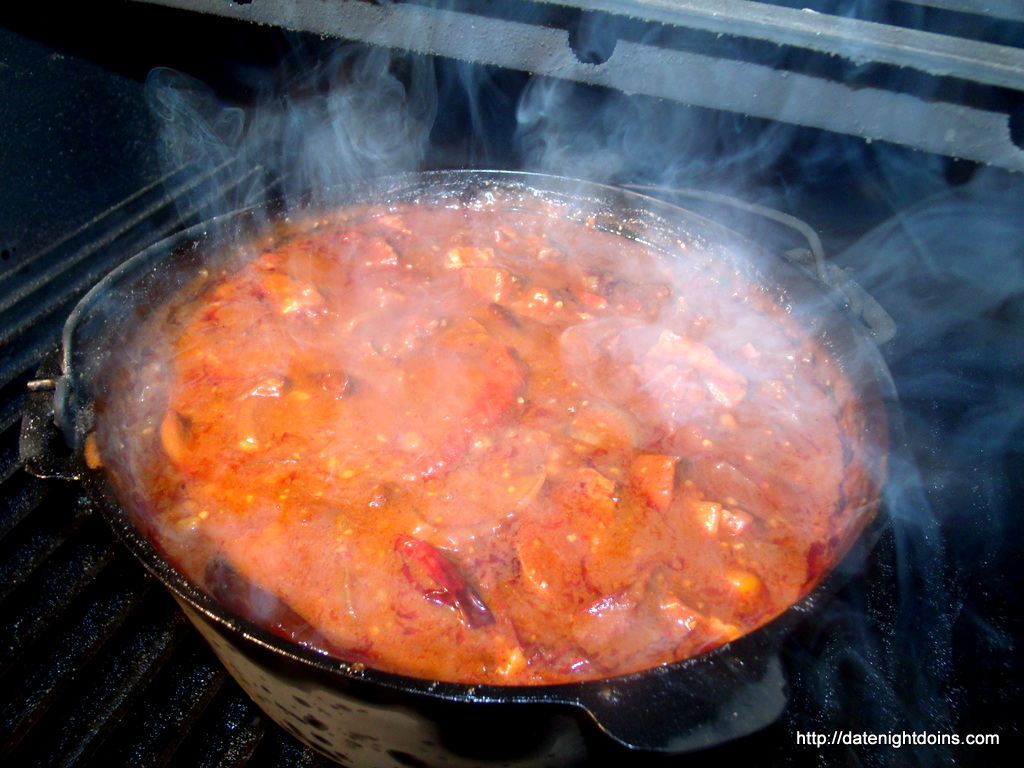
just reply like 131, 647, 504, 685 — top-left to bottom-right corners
143, 21, 1022, 765
147, 44, 436, 218
515, 75, 800, 195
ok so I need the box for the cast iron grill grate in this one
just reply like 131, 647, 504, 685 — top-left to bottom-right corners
0, 170, 334, 767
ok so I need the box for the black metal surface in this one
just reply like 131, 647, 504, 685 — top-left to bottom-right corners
0, 14, 334, 763
1, 2, 1021, 766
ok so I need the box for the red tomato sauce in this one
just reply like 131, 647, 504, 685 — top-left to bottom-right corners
95, 199, 878, 685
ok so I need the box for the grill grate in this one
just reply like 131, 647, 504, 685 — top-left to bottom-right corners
0, 163, 332, 766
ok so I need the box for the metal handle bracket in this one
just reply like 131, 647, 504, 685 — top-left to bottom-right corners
19, 350, 87, 481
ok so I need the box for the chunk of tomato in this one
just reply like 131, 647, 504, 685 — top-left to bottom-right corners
628, 454, 678, 512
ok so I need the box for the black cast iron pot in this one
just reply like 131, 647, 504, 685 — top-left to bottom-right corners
20, 171, 896, 767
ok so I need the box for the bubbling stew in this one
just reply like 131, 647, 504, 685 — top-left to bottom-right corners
93, 192, 880, 685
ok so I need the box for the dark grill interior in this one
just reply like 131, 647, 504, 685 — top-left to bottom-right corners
2, 2, 1022, 766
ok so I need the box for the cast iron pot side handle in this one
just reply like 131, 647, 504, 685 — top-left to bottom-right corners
20, 349, 88, 482
624, 184, 897, 345
567, 649, 787, 753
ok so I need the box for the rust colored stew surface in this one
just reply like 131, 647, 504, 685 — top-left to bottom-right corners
94, 198, 877, 685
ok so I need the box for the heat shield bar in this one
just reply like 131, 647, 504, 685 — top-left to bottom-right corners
539, 0, 1024, 90
134, 0, 1024, 171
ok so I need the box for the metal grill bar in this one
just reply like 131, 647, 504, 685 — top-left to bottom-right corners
134, 0, 1024, 172
9, 597, 195, 767
0, 477, 89, 604
535, 0, 1024, 90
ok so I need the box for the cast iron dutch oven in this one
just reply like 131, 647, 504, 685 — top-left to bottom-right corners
20, 171, 896, 767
